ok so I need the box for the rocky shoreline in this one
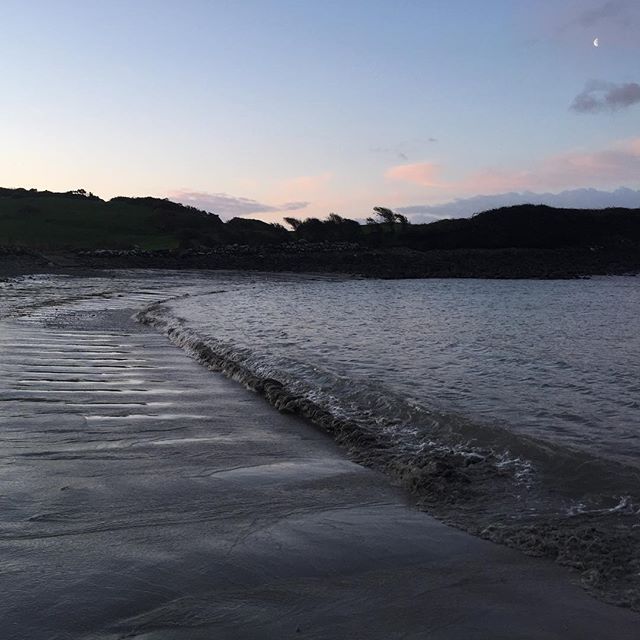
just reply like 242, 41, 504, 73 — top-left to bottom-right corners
2, 242, 639, 279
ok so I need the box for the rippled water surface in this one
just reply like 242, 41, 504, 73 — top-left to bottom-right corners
2, 272, 638, 468
3, 270, 640, 605
170, 275, 640, 467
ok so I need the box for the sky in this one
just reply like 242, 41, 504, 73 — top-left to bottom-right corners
0, 0, 639, 222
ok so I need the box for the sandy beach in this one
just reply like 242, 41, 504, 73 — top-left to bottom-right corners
0, 277, 638, 639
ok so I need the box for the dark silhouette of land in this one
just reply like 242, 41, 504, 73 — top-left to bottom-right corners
1, 187, 639, 278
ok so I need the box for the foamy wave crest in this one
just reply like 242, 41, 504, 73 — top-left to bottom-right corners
136, 301, 533, 505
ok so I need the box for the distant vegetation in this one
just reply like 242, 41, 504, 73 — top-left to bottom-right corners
1, 186, 639, 254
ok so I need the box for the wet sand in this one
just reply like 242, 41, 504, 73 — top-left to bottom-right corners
0, 294, 638, 638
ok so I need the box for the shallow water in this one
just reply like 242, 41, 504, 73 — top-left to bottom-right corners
162, 276, 640, 463
3, 270, 640, 605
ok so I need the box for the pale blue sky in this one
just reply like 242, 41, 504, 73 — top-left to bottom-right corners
1, 0, 638, 220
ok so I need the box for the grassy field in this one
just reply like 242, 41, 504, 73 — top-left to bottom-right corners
0, 189, 222, 250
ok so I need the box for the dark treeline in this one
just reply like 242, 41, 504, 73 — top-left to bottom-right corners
1, 187, 639, 253
239, 204, 640, 252
197, 204, 640, 251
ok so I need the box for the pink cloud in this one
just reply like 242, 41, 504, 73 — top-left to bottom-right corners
387, 138, 640, 197
280, 172, 332, 193
385, 162, 442, 187
629, 138, 640, 154
467, 139, 640, 193
263, 172, 333, 218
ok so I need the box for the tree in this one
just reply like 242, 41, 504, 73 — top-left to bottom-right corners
284, 217, 302, 231
296, 217, 324, 241
394, 212, 409, 227
367, 207, 410, 230
325, 213, 361, 241
370, 206, 396, 228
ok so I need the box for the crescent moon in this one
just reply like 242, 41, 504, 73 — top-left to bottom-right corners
593, 37, 599, 47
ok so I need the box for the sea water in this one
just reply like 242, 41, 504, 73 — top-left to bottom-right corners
3, 270, 640, 601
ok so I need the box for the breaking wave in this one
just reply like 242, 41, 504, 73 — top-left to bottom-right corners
137, 298, 640, 610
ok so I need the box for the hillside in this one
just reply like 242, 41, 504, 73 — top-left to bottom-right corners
405, 204, 640, 251
1, 188, 639, 278
0, 188, 225, 250
2, 188, 640, 251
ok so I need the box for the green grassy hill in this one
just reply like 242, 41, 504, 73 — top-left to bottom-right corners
0, 188, 224, 250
